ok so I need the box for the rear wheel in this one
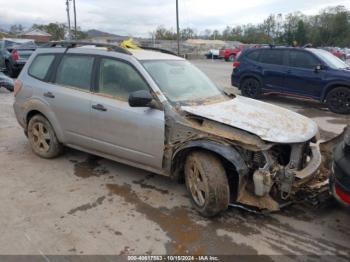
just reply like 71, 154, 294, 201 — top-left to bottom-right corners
326, 87, 350, 114
184, 151, 230, 217
28, 115, 63, 158
241, 77, 262, 99
228, 54, 235, 62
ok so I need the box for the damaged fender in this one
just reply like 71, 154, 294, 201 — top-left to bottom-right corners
172, 139, 249, 195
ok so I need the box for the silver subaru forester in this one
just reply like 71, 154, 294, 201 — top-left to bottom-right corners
14, 42, 324, 217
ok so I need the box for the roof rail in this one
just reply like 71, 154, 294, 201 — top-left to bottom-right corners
140, 46, 178, 56
41, 41, 132, 55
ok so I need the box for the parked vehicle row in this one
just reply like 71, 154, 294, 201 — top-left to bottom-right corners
322, 47, 347, 61
232, 46, 350, 114
0, 38, 37, 78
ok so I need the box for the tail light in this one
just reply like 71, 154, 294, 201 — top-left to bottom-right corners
335, 185, 350, 205
233, 61, 240, 69
14, 79, 23, 96
11, 49, 20, 61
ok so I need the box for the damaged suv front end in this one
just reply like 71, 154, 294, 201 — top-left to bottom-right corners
176, 97, 323, 211
142, 56, 325, 215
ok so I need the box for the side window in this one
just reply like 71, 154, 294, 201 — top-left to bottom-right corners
55, 55, 94, 90
288, 51, 319, 69
260, 49, 284, 65
28, 54, 55, 80
246, 50, 260, 61
98, 58, 149, 101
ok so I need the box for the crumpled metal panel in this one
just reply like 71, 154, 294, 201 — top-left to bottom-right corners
181, 96, 318, 144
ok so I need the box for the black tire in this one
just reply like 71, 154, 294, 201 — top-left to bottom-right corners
5, 61, 17, 78
326, 87, 350, 114
241, 77, 262, 99
27, 115, 63, 158
228, 54, 235, 62
184, 151, 230, 217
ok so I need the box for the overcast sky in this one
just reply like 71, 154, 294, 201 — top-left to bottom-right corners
0, 0, 349, 37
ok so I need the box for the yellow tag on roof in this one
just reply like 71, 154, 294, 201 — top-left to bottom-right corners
120, 38, 141, 50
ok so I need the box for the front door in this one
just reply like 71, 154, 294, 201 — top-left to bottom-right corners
90, 57, 165, 170
283, 50, 325, 98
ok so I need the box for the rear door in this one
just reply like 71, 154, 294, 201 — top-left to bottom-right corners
43, 54, 94, 147
259, 49, 288, 91
89, 57, 165, 170
283, 50, 325, 98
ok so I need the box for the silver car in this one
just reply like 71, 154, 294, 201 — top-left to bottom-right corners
13, 42, 323, 217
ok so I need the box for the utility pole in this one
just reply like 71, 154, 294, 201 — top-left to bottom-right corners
176, 0, 180, 56
73, 0, 77, 39
66, 0, 71, 39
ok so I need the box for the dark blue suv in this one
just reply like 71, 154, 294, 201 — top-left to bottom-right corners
231, 47, 350, 114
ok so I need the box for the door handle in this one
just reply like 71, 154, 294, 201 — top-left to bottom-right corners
43, 92, 55, 98
92, 104, 107, 112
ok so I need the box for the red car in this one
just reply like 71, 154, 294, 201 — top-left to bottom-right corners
324, 47, 346, 60
219, 44, 245, 61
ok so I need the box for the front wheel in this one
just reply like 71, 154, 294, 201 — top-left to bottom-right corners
326, 87, 350, 114
184, 151, 230, 217
28, 115, 63, 158
228, 54, 235, 62
240, 77, 262, 99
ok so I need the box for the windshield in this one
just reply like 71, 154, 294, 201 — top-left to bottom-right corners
142, 60, 229, 105
310, 49, 348, 69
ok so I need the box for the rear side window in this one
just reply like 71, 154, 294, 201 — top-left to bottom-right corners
28, 54, 55, 80
55, 55, 94, 90
288, 51, 319, 69
260, 49, 284, 65
246, 50, 260, 61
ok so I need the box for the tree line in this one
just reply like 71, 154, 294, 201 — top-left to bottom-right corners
153, 5, 350, 47
3, 23, 87, 40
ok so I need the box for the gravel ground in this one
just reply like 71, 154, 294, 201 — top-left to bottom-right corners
0, 60, 349, 260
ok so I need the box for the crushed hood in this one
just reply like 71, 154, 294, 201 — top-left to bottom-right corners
181, 96, 318, 144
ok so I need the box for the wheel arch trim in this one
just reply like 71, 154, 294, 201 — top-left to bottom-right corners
321, 82, 350, 101
23, 98, 65, 143
172, 139, 248, 176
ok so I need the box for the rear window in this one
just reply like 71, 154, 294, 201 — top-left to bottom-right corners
55, 55, 94, 90
28, 54, 55, 80
245, 50, 260, 61
260, 49, 284, 65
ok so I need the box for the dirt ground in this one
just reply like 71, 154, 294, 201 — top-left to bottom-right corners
0, 60, 349, 261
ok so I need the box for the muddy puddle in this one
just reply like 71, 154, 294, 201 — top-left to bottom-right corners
71, 155, 109, 178
106, 183, 260, 256
68, 155, 350, 259
106, 183, 350, 259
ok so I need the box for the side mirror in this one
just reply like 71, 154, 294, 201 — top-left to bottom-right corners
128, 90, 153, 107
